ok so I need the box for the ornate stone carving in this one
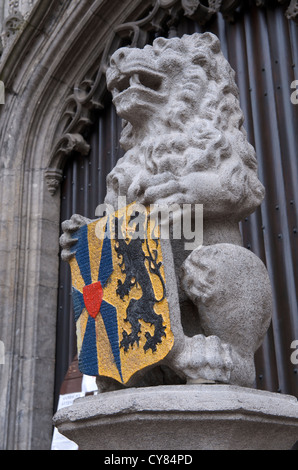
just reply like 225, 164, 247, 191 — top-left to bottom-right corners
1, 11, 24, 48
285, 0, 298, 20
47, 0, 297, 195
46, 133, 90, 195
0, 0, 38, 51
105, 33, 264, 219
61, 33, 272, 389
45, 168, 63, 196
178, 243, 272, 385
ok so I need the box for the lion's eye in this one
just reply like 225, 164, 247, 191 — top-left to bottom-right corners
138, 72, 162, 92
192, 54, 207, 68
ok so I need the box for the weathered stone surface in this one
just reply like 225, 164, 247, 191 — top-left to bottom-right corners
174, 243, 272, 386
105, 33, 265, 220
53, 384, 298, 450
61, 32, 272, 388
103, 32, 272, 386
0, 0, 149, 450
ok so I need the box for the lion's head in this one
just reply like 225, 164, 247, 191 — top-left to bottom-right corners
105, 33, 264, 220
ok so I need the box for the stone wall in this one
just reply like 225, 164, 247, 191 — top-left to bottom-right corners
0, 0, 38, 52
0, 0, 149, 449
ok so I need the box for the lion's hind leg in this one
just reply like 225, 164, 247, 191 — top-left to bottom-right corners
142, 303, 166, 352
120, 298, 142, 351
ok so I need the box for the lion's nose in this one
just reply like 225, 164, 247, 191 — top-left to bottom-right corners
110, 48, 128, 67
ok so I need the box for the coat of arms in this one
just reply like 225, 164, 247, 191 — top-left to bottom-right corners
67, 203, 175, 385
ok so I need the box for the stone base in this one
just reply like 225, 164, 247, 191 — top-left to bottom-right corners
53, 384, 298, 450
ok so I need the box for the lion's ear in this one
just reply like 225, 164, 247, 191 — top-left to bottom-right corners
199, 32, 221, 53
152, 36, 169, 51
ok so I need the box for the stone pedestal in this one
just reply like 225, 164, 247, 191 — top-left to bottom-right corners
53, 384, 298, 450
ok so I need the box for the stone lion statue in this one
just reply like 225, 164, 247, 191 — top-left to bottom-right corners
105, 32, 264, 220
61, 33, 272, 390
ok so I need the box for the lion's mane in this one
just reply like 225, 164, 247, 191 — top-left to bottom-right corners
105, 33, 264, 220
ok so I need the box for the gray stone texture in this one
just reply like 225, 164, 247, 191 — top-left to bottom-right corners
53, 384, 298, 450
104, 33, 271, 385
0, 0, 294, 450
55, 31, 289, 450
64, 32, 272, 388
0, 0, 150, 450
105, 33, 265, 219
175, 243, 272, 387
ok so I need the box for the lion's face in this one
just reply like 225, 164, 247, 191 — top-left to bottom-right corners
106, 47, 168, 122
106, 39, 207, 126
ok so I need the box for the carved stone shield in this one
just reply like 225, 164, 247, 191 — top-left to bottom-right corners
68, 203, 176, 385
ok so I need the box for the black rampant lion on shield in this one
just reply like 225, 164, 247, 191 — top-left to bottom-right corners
113, 214, 166, 353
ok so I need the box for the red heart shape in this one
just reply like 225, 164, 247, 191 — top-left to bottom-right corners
83, 281, 103, 319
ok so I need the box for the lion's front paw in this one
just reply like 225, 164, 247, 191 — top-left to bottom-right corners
171, 334, 233, 384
